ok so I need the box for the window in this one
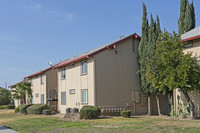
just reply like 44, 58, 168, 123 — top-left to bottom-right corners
69, 63, 75, 68
41, 94, 44, 104
141, 94, 147, 102
61, 68, 66, 79
81, 60, 87, 75
30, 78, 33, 87
41, 74, 44, 84
35, 93, 39, 97
81, 89, 88, 104
61, 92, 66, 105
184, 41, 193, 48
69, 89, 75, 94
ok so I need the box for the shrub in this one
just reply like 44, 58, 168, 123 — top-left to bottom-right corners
121, 110, 131, 118
80, 106, 101, 119
0, 88, 10, 106
19, 104, 32, 114
27, 104, 49, 115
43, 109, 51, 115
15, 105, 22, 113
0, 105, 15, 109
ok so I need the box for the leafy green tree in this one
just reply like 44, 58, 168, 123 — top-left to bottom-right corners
146, 31, 200, 119
0, 88, 10, 106
11, 82, 32, 104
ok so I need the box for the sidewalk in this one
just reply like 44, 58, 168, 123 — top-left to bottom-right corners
0, 126, 18, 133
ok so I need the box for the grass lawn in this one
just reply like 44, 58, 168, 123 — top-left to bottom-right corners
1, 110, 200, 133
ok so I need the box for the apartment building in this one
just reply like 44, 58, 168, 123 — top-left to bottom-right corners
24, 66, 58, 111
53, 33, 153, 114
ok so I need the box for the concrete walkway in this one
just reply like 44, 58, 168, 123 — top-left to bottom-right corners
0, 126, 18, 133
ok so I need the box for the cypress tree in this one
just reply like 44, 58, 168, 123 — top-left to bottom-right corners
155, 16, 161, 42
148, 14, 156, 58
185, 0, 193, 32
178, 0, 187, 34
190, 1, 195, 29
139, 3, 149, 94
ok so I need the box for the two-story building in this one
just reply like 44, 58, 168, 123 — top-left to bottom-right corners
24, 65, 58, 111
54, 33, 151, 114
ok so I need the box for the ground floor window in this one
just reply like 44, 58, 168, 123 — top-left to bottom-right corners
81, 89, 88, 104
41, 94, 44, 104
61, 92, 66, 105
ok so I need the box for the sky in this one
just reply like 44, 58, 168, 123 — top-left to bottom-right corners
0, 0, 200, 88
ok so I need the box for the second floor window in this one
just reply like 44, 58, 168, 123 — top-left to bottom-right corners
81, 60, 87, 75
41, 74, 44, 84
30, 78, 33, 87
61, 68, 66, 79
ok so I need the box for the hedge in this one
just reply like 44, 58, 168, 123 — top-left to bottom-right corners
27, 104, 49, 115
80, 106, 101, 119
0, 105, 15, 109
18, 104, 32, 114
120, 110, 131, 118
43, 109, 51, 115
15, 105, 22, 113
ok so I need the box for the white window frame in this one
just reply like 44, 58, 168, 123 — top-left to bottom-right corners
60, 68, 66, 80
41, 94, 44, 104
30, 78, 33, 87
81, 89, 88, 104
35, 93, 39, 97
69, 89, 75, 94
41, 74, 44, 84
81, 60, 87, 75
61, 91, 66, 105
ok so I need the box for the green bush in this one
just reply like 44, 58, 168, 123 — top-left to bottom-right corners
15, 105, 22, 113
19, 104, 32, 114
121, 110, 131, 118
0, 88, 10, 106
43, 109, 51, 115
27, 104, 49, 115
80, 106, 101, 119
0, 105, 15, 109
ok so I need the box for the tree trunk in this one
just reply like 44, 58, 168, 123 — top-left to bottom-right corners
23, 94, 26, 104
156, 95, 161, 116
148, 96, 151, 115
182, 91, 195, 119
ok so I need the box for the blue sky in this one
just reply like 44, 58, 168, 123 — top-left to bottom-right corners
1, 0, 200, 88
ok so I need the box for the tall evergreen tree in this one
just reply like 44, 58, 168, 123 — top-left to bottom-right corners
178, 0, 187, 34
138, 3, 149, 94
148, 14, 156, 58
185, 0, 193, 32
138, 4, 162, 115
190, 1, 195, 29
155, 16, 161, 44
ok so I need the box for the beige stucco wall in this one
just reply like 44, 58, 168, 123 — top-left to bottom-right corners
94, 37, 147, 115
173, 38, 200, 118
30, 74, 46, 104
57, 58, 95, 113
184, 38, 200, 65
174, 89, 200, 118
